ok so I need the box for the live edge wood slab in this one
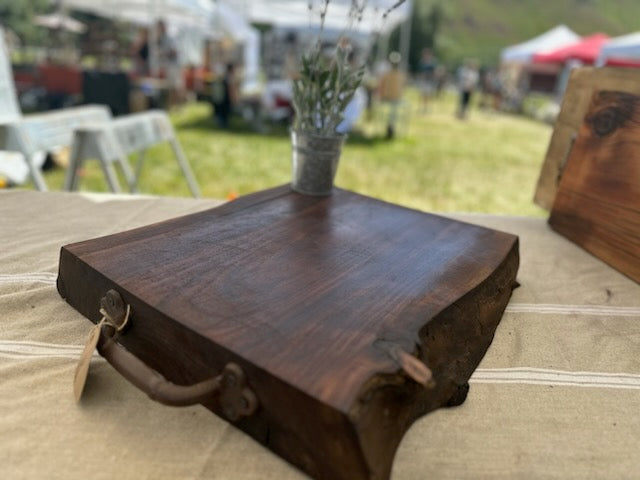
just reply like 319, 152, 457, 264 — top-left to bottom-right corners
549, 90, 640, 283
57, 185, 519, 480
534, 67, 640, 210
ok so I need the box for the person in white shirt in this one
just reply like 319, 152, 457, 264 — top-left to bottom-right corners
157, 20, 183, 108
456, 59, 479, 119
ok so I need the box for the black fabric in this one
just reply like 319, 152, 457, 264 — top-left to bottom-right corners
138, 43, 149, 62
82, 70, 130, 116
211, 78, 232, 128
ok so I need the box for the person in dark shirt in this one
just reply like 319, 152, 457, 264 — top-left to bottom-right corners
132, 27, 149, 75
456, 59, 479, 119
212, 63, 238, 128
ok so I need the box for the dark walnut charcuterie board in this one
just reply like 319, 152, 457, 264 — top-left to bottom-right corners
57, 185, 519, 480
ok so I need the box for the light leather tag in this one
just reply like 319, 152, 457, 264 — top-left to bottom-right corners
74, 320, 103, 402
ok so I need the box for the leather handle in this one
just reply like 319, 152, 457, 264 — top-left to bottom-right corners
95, 289, 258, 418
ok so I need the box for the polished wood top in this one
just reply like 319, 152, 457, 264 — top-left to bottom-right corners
63, 185, 518, 411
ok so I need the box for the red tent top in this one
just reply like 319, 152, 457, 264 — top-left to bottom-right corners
533, 33, 610, 64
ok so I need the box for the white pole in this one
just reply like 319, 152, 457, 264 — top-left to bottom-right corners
376, 31, 390, 65
149, 0, 160, 76
399, 0, 412, 73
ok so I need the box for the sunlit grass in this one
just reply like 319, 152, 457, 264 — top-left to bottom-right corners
43, 89, 551, 216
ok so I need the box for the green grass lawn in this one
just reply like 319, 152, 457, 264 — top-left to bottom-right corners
42, 89, 551, 216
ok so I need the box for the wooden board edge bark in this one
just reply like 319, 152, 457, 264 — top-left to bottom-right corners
348, 240, 519, 480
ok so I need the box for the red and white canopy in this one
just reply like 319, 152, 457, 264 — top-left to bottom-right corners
533, 33, 610, 65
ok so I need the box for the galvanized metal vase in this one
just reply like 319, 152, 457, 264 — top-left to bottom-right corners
290, 130, 346, 196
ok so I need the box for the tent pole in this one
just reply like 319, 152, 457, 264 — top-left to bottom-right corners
399, 0, 412, 72
376, 31, 390, 65
149, 0, 161, 76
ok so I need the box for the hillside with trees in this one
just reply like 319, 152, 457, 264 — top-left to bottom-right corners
399, 0, 640, 68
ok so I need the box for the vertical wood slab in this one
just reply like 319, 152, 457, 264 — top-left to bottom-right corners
535, 67, 640, 210
549, 91, 640, 283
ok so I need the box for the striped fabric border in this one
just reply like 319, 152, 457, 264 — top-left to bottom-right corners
2, 340, 639, 390
0, 340, 89, 360
0, 273, 57, 285
505, 303, 640, 317
471, 367, 640, 390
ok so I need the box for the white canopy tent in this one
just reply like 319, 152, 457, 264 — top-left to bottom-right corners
220, 0, 412, 127
62, 0, 216, 73
212, 2, 261, 89
222, 0, 413, 73
224, 0, 411, 36
501, 25, 580, 64
60, 0, 411, 98
61, 0, 215, 29
595, 32, 640, 66
61, 0, 260, 86
35, 13, 87, 33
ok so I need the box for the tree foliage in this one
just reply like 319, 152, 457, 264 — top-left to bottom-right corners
388, 1, 444, 72
0, 0, 50, 46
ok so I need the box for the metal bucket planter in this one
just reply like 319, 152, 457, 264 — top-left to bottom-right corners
291, 130, 346, 196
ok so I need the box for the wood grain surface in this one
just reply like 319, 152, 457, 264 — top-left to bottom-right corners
58, 185, 519, 480
549, 91, 640, 283
535, 67, 640, 210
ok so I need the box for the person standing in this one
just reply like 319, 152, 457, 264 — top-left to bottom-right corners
156, 20, 183, 108
212, 63, 238, 128
417, 48, 437, 113
377, 51, 406, 139
132, 27, 150, 76
456, 59, 479, 119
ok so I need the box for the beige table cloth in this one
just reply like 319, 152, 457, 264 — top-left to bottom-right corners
1, 190, 639, 479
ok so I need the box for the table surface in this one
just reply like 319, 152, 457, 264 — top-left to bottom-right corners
2, 189, 639, 480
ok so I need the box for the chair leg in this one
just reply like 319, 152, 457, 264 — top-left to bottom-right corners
169, 138, 201, 198
26, 153, 48, 192
64, 134, 84, 191
98, 156, 122, 193
133, 149, 146, 192
115, 154, 137, 193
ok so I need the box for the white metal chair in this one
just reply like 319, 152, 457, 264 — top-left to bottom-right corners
64, 110, 200, 197
0, 28, 119, 190
0, 28, 31, 186
0, 29, 200, 197
0, 104, 124, 191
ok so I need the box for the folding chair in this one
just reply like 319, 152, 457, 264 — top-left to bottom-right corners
0, 30, 199, 197
0, 28, 113, 191
65, 110, 200, 197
